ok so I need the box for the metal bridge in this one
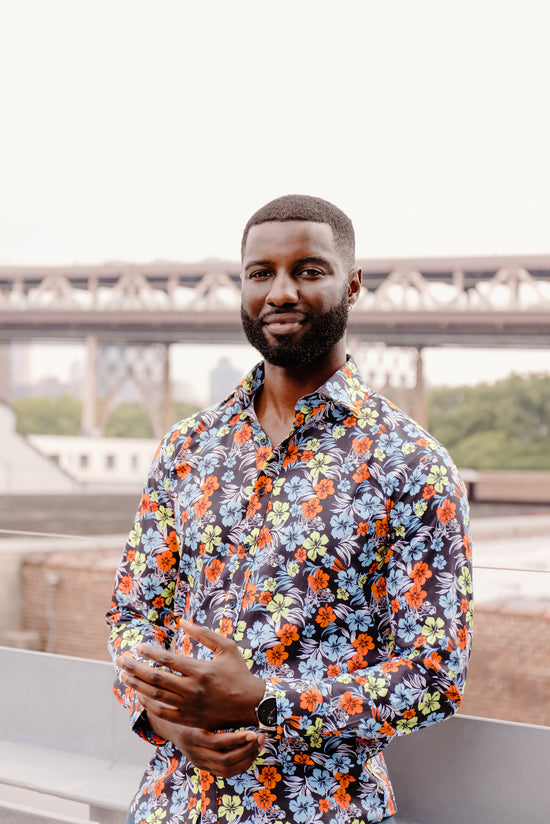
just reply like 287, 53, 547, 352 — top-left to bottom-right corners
1, 253, 549, 346
1, 254, 549, 436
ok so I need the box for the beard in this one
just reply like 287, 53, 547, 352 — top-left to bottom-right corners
240, 291, 349, 369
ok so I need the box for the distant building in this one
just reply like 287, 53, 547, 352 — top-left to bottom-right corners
209, 357, 241, 404
28, 434, 157, 492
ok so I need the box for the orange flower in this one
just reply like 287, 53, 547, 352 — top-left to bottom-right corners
457, 626, 468, 650
335, 772, 356, 788
277, 623, 299, 645
391, 598, 401, 613
352, 463, 371, 483
294, 546, 307, 562
252, 784, 275, 807
118, 574, 133, 594
218, 617, 233, 637
259, 590, 272, 604
294, 752, 314, 765
357, 521, 369, 536
333, 786, 351, 809
257, 525, 272, 548
258, 766, 281, 788
266, 644, 288, 666
346, 652, 366, 674
339, 691, 362, 715
404, 583, 426, 607
246, 494, 262, 518
255, 446, 272, 470
460, 598, 469, 613
254, 475, 273, 495
167, 531, 179, 553
140, 493, 152, 514
379, 720, 396, 737
234, 423, 253, 444
180, 509, 189, 524
193, 495, 211, 517
242, 584, 258, 608
308, 569, 329, 591
315, 605, 336, 627
282, 443, 300, 467
371, 577, 386, 600
314, 478, 335, 499
445, 684, 462, 704
463, 533, 472, 558
175, 462, 191, 480
301, 497, 322, 519
300, 449, 314, 462
424, 652, 442, 670
352, 436, 373, 455
300, 687, 323, 712
204, 558, 225, 582
375, 518, 389, 537
201, 475, 219, 497
409, 562, 432, 586
318, 798, 331, 812
156, 550, 176, 571
422, 484, 435, 499
437, 499, 456, 523
353, 633, 375, 655
327, 664, 341, 677
152, 596, 165, 609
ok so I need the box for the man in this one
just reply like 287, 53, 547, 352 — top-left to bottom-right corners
107, 195, 473, 824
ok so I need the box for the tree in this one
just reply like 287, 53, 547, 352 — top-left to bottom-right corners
428, 373, 550, 469
13, 396, 81, 435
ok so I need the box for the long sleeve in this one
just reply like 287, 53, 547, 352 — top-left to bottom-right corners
264, 449, 473, 760
106, 432, 182, 740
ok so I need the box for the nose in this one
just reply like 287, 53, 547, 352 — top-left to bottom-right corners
266, 271, 298, 306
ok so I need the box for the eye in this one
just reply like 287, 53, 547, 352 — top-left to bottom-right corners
247, 269, 272, 280
299, 268, 324, 278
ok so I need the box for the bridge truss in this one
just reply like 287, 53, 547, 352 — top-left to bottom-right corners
1, 255, 549, 435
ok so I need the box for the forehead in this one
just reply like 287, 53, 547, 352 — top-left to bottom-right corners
242, 220, 340, 265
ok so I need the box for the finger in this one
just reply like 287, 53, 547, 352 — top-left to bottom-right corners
134, 644, 206, 677
119, 657, 192, 700
179, 619, 233, 655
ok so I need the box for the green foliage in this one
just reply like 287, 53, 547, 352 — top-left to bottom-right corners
13, 395, 81, 435
428, 373, 550, 470
105, 402, 153, 438
174, 401, 201, 422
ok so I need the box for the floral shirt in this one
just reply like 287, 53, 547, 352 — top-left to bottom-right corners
106, 358, 473, 824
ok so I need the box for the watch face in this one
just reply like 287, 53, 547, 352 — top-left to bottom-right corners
258, 695, 277, 727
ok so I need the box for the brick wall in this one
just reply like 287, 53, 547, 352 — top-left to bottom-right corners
22, 550, 119, 662
459, 605, 550, 727
22, 552, 550, 727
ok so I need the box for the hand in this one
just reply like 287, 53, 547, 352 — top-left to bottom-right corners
150, 719, 265, 778
117, 619, 266, 731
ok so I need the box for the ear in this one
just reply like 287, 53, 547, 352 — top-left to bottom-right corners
347, 267, 362, 307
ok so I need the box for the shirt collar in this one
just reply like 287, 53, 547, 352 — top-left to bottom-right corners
229, 357, 370, 416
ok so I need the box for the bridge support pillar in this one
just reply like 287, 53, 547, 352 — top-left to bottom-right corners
81, 339, 174, 440
0, 342, 11, 406
347, 340, 428, 429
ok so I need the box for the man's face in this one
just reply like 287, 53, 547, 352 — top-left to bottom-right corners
240, 221, 355, 369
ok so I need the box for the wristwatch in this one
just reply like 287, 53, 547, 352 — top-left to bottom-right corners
255, 683, 278, 733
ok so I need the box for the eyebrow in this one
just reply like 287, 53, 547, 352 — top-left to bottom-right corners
244, 255, 332, 272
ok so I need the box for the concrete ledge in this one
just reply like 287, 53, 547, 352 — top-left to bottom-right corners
0, 648, 548, 824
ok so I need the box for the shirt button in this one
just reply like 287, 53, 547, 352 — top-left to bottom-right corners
227, 599, 237, 610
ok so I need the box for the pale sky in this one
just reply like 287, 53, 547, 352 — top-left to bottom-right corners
3, 1, 550, 390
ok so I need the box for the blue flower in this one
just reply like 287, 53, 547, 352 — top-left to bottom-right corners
402, 536, 426, 563
330, 511, 355, 540
285, 476, 310, 501
247, 621, 272, 648
433, 554, 447, 569
322, 633, 348, 662
298, 656, 324, 680
289, 794, 316, 823
308, 768, 336, 795
325, 753, 352, 773
398, 615, 421, 643
389, 682, 414, 709
220, 500, 243, 527
379, 471, 399, 496
283, 521, 305, 552
345, 611, 372, 632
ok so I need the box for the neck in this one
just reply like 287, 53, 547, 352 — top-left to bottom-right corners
254, 348, 347, 446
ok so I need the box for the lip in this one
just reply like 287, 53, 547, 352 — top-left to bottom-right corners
261, 312, 306, 335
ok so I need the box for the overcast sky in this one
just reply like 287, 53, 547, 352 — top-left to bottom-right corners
3, 1, 549, 388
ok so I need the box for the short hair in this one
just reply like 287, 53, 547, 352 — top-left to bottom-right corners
241, 194, 355, 269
